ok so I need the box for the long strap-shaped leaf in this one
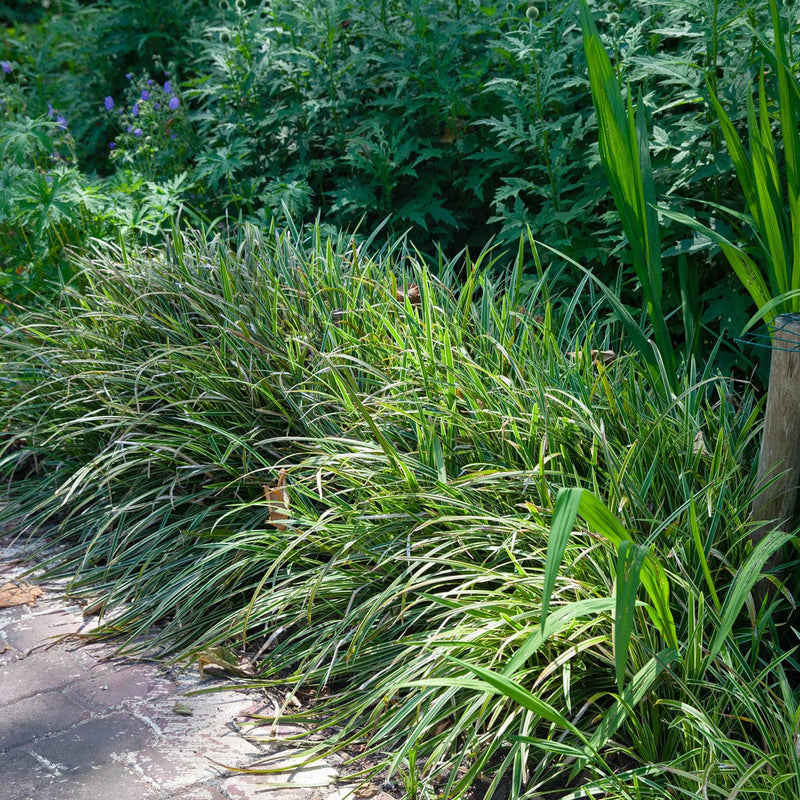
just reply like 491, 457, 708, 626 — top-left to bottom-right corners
614, 540, 649, 690
750, 74, 789, 296
569, 647, 677, 780
707, 527, 794, 663
578, 0, 675, 388
542, 488, 678, 652
768, 0, 800, 294
697, 0, 800, 322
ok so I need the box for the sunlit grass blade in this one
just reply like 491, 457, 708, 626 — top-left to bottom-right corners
578, 0, 675, 386
541, 487, 582, 632
688, 497, 721, 612
575, 491, 678, 648
574, 647, 678, 779
613, 540, 648, 690
708, 527, 795, 663
430, 657, 584, 737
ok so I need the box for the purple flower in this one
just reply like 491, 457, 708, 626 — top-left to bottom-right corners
170, 133, 177, 140
1, 61, 11, 74
126, 124, 132, 132
47, 103, 55, 118
154, 102, 160, 110
164, 71, 170, 77
163, 80, 172, 93
132, 103, 139, 116
109, 141, 116, 149
147, 79, 154, 85
56, 115, 67, 130
126, 72, 133, 79
141, 89, 150, 100
133, 127, 142, 137
45, 175, 53, 183
104, 95, 115, 111
168, 96, 179, 110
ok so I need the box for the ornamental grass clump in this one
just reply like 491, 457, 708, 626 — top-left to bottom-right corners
0, 226, 796, 798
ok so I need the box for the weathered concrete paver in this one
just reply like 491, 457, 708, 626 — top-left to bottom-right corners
0, 535, 347, 800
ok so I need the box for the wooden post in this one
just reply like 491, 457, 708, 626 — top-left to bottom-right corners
751, 313, 800, 596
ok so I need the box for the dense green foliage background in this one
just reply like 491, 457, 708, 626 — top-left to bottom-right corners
1, 0, 789, 366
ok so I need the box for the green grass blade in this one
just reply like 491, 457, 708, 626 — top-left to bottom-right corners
741, 288, 800, 333
769, 0, 800, 293
707, 83, 757, 219
543, 489, 677, 649
541, 487, 583, 632
576, 491, 677, 648
708, 528, 795, 663
447, 657, 585, 737
572, 648, 677, 778
689, 496, 721, 612
578, 0, 674, 384
750, 80, 789, 296
614, 540, 648, 690
659, 208, 772, 317
504, 598, 615, 675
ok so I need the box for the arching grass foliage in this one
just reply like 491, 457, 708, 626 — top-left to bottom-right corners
1, 227, 796, 799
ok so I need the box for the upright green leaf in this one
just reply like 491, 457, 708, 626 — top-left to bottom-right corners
708, 528, 794, 663
614, 540, 649, 690
572, 648, 678, 778
700, 0, 800, 324
578, 0, 675, 388
542, 488, 677, 650
541, 488, 582, 632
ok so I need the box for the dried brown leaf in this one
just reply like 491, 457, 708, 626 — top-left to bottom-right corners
567, 349, 617, 365
263, 468, 290, 530
82, 598, 106, 617
693, 430, 710, 457
197, 646, 255, 679
395, 284, 421, 307
0, 581, 43, 608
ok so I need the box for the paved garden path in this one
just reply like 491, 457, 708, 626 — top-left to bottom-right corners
0, 533, 364, 800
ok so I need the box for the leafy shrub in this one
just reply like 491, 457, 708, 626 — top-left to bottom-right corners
0, 106, 191, 310
105, 67, 193, 180
0, 0, 213, 171
0, 0, 785, 369
0, 29, 193, 310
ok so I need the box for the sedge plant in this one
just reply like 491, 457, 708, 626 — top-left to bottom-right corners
0, 225, 789, 799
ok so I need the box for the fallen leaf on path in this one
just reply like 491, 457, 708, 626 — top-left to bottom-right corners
0, 580, 43, 608
197, 645, 255, 679
172, 701, 194, 716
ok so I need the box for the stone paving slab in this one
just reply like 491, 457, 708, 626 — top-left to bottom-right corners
0, 535, 354, 800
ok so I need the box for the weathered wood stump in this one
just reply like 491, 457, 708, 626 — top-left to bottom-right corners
751, 313, 800, 602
